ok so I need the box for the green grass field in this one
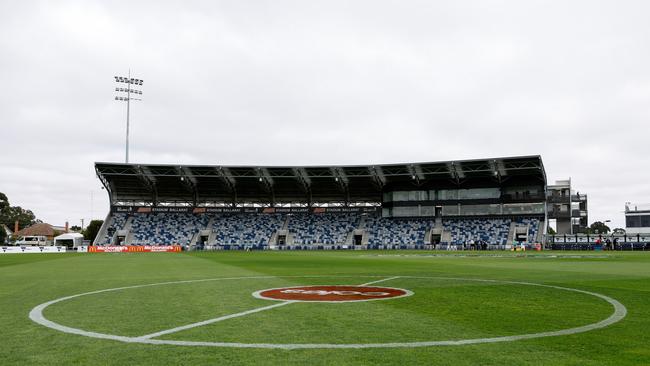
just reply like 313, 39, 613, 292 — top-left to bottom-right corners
1, 251, 649, 365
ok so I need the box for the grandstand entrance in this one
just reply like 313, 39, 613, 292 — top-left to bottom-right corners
431, 234, 441, 245
198, 235, 208, 246
277, 235, 287, 246
354, 234, 363, 245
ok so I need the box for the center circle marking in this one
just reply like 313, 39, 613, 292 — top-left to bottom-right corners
28, 275, 628, 349
253, 285, 412, 302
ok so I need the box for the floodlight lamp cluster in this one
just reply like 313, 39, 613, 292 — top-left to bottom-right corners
113, 71, 144, 163
115, 87, 143, 94
114, 75, 144, 102
114, 76, 144, 85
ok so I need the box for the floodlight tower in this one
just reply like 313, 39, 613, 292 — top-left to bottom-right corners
114, 71, 143, 163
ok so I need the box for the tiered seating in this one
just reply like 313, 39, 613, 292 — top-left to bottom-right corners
98, 213, 128, 245
288, 213, 359, 245
365, 217, 432, 245
130, 213, 209, 245
105, 210, 543, 249
212, 214, 285, 245
444, 218, 511, 245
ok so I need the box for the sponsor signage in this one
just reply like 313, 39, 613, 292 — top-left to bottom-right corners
87, 245, 182, 253
253, 285, 412, 302
0, 246, 67, 254
111, 206, 380, 214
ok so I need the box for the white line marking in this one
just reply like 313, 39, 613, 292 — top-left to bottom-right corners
359, 276, 400, 286
137, 301, 293, 340
28, 275, 628, 349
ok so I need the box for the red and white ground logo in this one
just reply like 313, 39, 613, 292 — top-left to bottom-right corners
252, 285, 413, 302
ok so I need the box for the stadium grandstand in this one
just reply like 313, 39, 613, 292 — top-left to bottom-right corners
93, 156, 547, 250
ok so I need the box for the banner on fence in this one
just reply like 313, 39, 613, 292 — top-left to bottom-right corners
0, 246, 68, 254
87, 245, 182, 253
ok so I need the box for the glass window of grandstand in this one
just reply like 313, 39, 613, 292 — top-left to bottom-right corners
628, 215, 650, 228
642, 215, 650, 227
503, 186, 541, 200
393, 191, 409, 202
457, 188, 500, 200
460, 204, 501, 215
392, 206, 420, 217
387, 191, 428, 202
438, 190, 458, 200
442, 205, 460, 216
420, 206, 434, 217
503, 203, 545, 214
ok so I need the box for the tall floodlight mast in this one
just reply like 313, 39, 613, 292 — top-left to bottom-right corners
114, 71, 143, 163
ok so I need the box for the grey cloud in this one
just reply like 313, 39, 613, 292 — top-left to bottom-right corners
2, 0, 649, 229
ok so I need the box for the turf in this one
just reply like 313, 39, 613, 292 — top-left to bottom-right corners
0, 250, 649, 365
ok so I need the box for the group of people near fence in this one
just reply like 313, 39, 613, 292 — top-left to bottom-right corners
595, 237, 618, 250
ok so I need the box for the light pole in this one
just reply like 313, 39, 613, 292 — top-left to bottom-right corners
114, 71, 143, 163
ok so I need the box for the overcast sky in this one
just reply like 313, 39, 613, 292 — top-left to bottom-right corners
1, 0, 648, 230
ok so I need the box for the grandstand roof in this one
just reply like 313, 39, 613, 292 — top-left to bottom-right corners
95, 155, 546, 206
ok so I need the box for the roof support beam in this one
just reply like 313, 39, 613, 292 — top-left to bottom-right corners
447, 162, 462, 185
330, 167, 349, 204
216, 167, 237, 206
176, 166, 198, 206
259, 168, 275, 205
95, 166, 116, 205
292, 168, 312, 205
407, 164, 424, 185
369, 166, 386, 190
137, 166, 158, 205
488, 159, 502, 184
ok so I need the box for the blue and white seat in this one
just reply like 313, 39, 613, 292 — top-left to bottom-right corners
365, 217, 432, 245
212, 214, 285, 245
130, 213, 209, 245
288, 213, 359, 245
443, 218, 511, 245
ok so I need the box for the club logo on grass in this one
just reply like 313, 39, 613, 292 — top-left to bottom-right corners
253, 285, 412, 302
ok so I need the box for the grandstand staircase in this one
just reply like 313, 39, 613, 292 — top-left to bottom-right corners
191, 217, 215, 246
537, 221, 546, 243
507, 221, 517, 244
346, 215, 366, 245
509, 222, 533, 245
268, 216, 291, 247
94, 212, 113, 245
351, 215, 368, 246
120, 216, 134, 245
430, 217, 447, 245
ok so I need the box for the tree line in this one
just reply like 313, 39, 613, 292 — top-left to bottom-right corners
0, 192, 103, 244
